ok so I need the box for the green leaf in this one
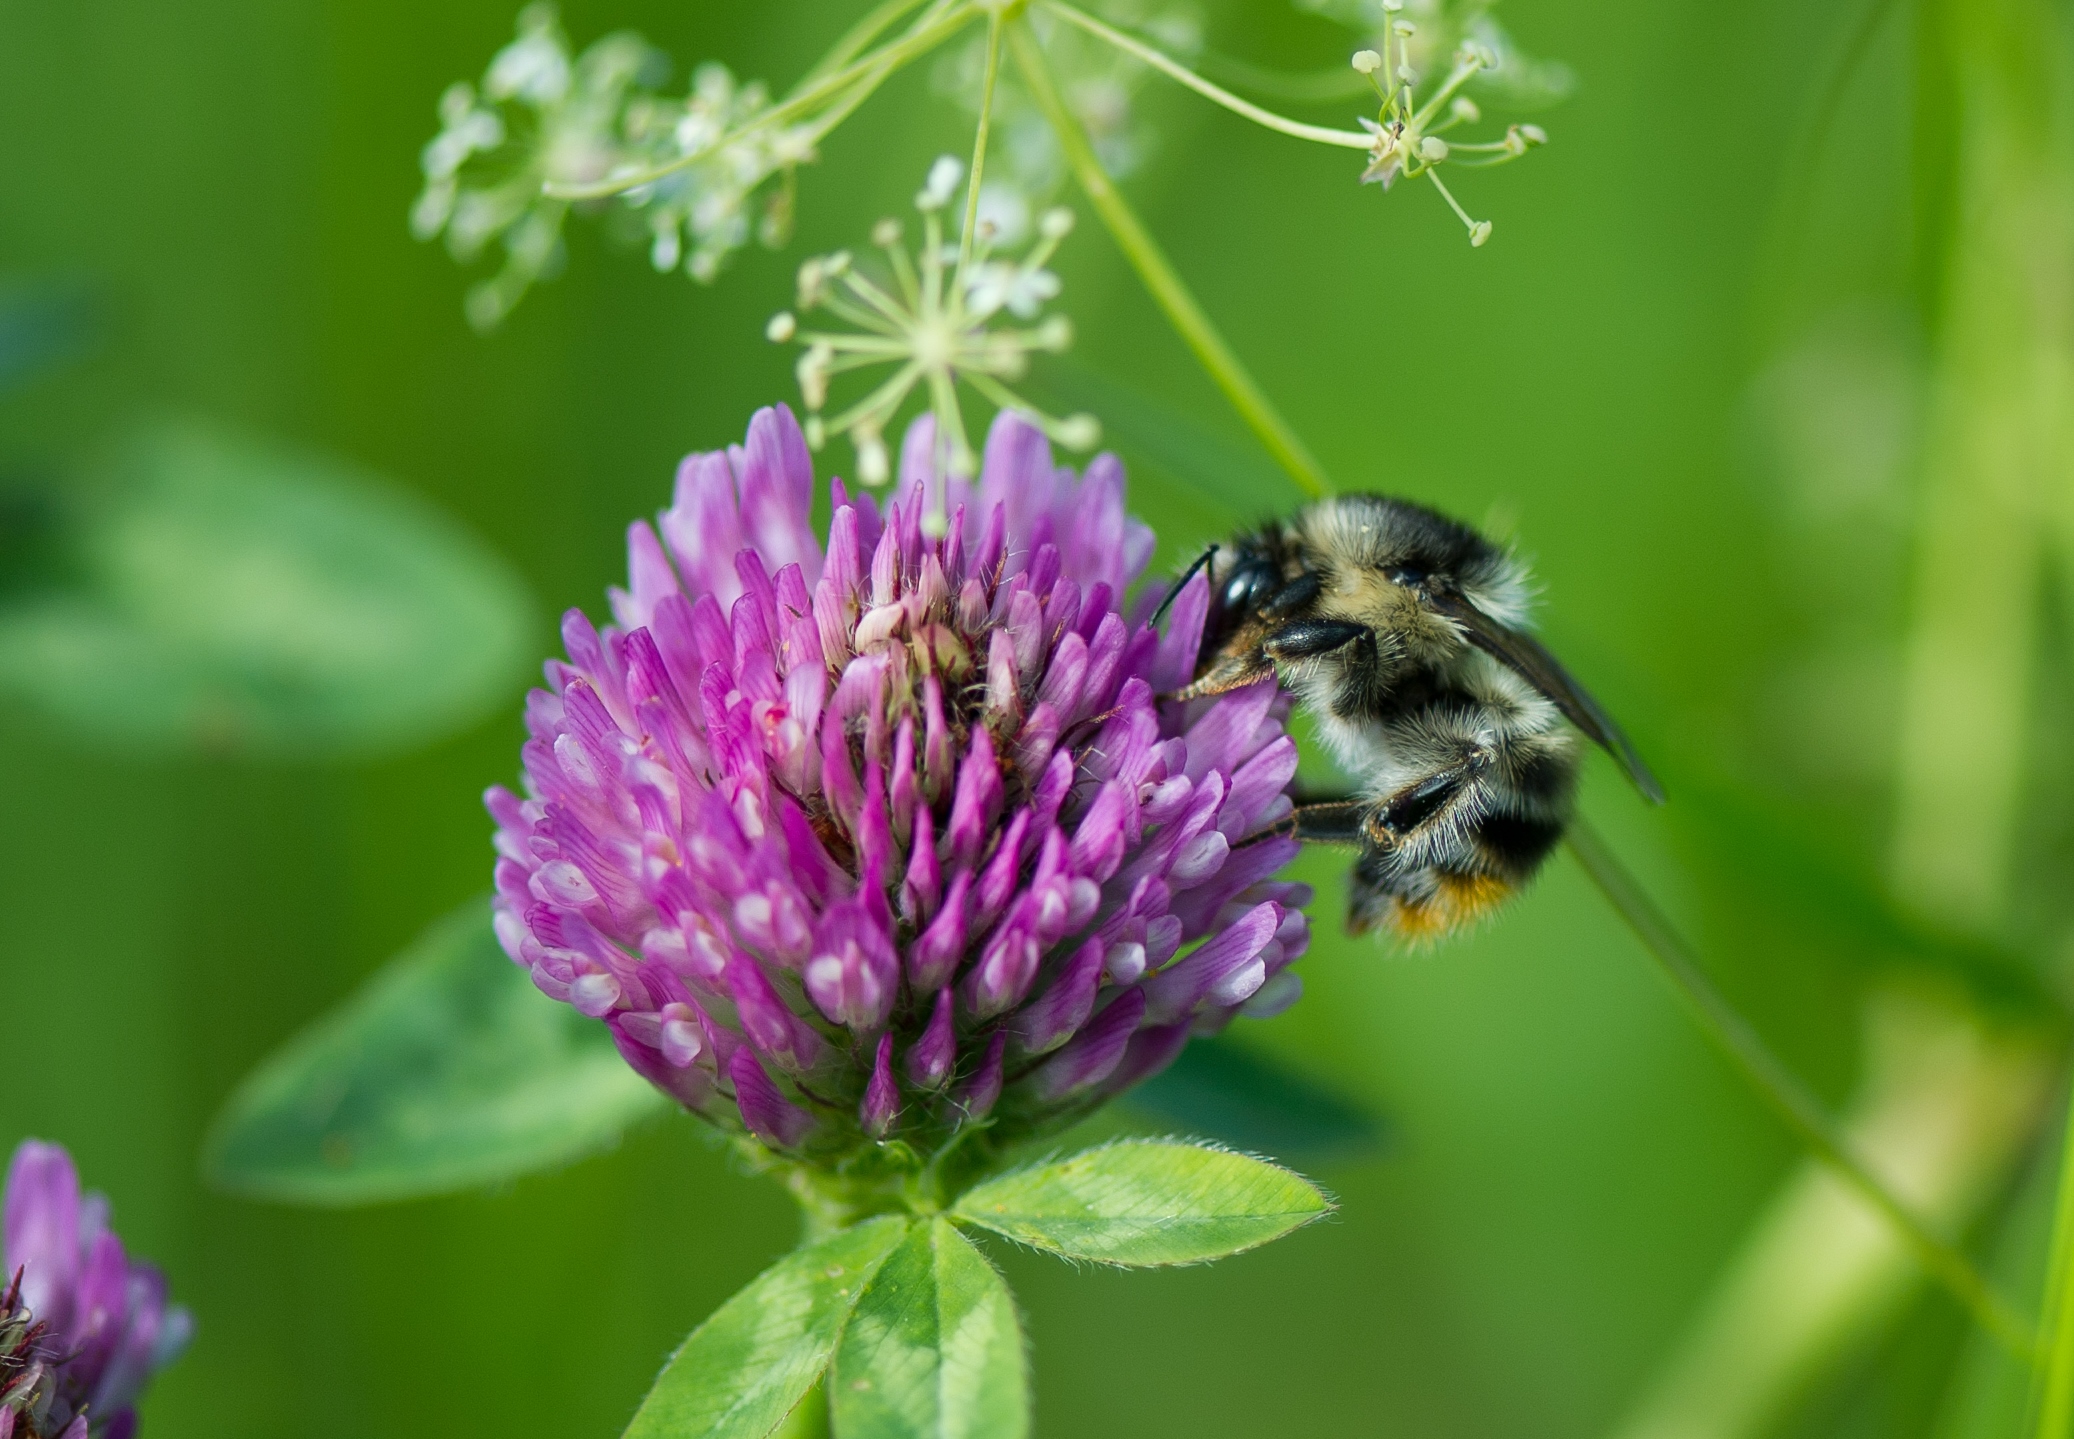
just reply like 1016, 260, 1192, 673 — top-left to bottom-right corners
0, 419, 535, 757
1125, 1035, 1386, 1165
205, 900, 668, 1205
951, 1139, 1332, 1266
830, 1218, 1029, 1439
626, 1216, 911, 1439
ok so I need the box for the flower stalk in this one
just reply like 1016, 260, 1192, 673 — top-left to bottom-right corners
1007, 19, 1332, 498
1566, 821, 2039, 1361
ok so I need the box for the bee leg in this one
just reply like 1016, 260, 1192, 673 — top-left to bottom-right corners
1261, 619, 1369, 661
1259, 571, 1323, 620
1168, 652, 1276, 700
1242, 796, 1371, 847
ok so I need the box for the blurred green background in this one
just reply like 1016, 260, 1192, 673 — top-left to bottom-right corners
3, 0, 2071, 1435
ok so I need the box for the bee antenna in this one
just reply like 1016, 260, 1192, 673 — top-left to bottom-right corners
1151, 544, 1218, 628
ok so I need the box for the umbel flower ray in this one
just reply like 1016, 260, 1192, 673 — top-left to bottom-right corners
488, 405, 1311, 1188
768, 157, 1099, 493
1, 1144, 191, 1439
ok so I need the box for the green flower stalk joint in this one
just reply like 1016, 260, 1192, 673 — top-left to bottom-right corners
767, 157, 1099, 495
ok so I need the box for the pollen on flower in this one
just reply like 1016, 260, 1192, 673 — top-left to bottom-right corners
487, 404, 1312, 1171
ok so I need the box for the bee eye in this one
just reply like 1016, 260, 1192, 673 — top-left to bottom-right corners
1387, 566, 1428, 588
1222, 559, 1276, 613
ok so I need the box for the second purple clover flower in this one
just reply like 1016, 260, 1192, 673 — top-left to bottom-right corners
2, 1142, 191, 1439
489, 405, 1310, 1193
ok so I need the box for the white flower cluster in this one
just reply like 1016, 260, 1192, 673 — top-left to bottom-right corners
767, 157, 1098, 496
411, 4, 810, 329
1297, 0, 1573, 108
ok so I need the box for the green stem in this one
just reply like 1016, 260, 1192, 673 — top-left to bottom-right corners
1194, 51, 1375, 105
1040, 1, 1372, 149
1566, 822, 2039, 1361
797, 0, 936, 89
1007, 21, 1331, 497
2030, 1076, 2074, 1433
548, 3, 980, 199
957, 13, 1005, 280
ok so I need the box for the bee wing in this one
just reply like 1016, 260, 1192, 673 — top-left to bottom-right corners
1426, 590, 1665, 803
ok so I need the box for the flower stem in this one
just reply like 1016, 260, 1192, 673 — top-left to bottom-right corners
1007, 21, 1331, 498
1565, 821, 2040, 1362
547, 2, 981, 199
1039, 0, 1372, 149
956, 13, 1005, 281
2032, 1076, 2074, 1433
798, 0, 935, 89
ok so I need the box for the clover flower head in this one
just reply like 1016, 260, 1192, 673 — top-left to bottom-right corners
767, 159, 1098, 501
2, 1143, 191, 1439
487, 405, 1312, 1180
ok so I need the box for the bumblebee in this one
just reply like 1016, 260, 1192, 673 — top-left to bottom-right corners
1177, 494, 1662, 940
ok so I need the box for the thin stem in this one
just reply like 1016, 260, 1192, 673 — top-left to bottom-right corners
1410, 60, 1485, 132
957, 14, 1005, 282
1566, 821, 2041, 1362
1039, 0, 1372, 149
548, 3, 980, 199
2030, 1074, 2074, 1434
1007, 21, 1331, 498
1427, 169, 1477, 230
1194, 52, 1374, 105
796, 0, 935, 90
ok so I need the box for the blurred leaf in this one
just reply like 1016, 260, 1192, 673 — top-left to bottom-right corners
0, 280, 96, 394
205, 900, 668, 1205
625, 1216, 912, 1439
1031, 360, 1299, 516
951, 1138, 1331, 1266
1124, 1034, 1386, 1164
830, 1217, 1029, 1439
0, 419, 536, 757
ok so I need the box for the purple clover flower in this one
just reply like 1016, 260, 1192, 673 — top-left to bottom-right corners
489, 405, 1311, 1174
2, 1143, 192, 1439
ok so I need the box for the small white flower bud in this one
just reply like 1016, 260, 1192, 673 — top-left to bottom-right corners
1351, 49, 1383, 73
871, 217, 902, 248
1038, 207, 1075, 240
856, 430, 890, 486
1521, 123, 1548, 145
804, 415, 826, 448
1398, 65, 1419, 86
1393, 20, 1414, 35
650, 226, 682, 273
766, 311, 796, 342
1418, 136, 1448, 162
917, 155, 963, 212
1035, 316, 1073, 352
1451, 96, 1481, 123
1056, 413, 1101, 450
1380, 0, 1403, 11
1469, 220, 1492, 247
